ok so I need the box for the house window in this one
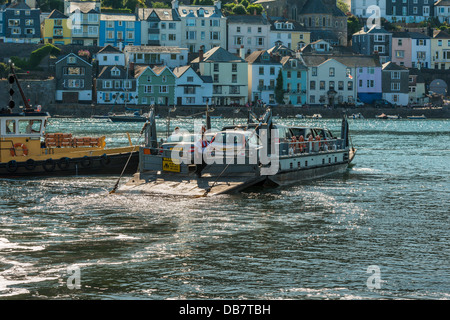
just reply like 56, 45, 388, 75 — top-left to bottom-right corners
8, 19, 20, 26
144, 85, 152, 93
214, 63, 219, 72
232, 63, 237, 72
25, 19, 33, 26
312, 67, 317, 76
160, 86, 168, 93
348, 81, 353, 90
392, 71, 400, 79
67, 56, 76, 64
111, 68, 120, 76
392, 83, 400, 91
329, 67, 335, 77
64, 67, 84, 75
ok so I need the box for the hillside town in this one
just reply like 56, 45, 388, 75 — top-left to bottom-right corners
0, 0, 449, 115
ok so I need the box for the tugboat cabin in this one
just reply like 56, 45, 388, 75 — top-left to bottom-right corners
0, 112, 50, 161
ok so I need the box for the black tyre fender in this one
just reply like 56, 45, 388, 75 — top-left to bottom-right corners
80, 156, 92, 168
58, 157, 71, 170
43, 158, 56, 172
6, 160, 18, 173
24, 159, 36, 171
100, 153, 111, 166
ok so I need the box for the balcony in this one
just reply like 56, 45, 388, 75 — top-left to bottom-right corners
257, 85, 275, 91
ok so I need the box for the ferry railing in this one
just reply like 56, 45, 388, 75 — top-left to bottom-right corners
281, 138, 345, 156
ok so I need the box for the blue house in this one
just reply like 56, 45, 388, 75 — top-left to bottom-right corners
99, 13, 141, 47
280, 55, 308, 106
0, 1, 41, 44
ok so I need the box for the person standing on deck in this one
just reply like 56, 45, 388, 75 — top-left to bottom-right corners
194, 126, 209, 178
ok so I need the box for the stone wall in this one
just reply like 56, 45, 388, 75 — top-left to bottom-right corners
0, 78, 56, 110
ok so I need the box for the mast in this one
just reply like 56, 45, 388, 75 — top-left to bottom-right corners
9, 62, 32, 112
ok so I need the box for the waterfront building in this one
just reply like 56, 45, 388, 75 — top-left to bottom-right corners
124, 45, 189, 69
245, 50, 283, 105
352, 26, 392, 64
64, 0, 101, 46
136, 7, 181, 47
173, 65, 213, 106
55, 53, 93, 103
135, 65, 176, 106
356, 60, 383, 104
431, 29, 450, 70
268, 18, 310, 50
99, 13, 141, 47
280, 55, 308, 105
351, 0, 387, 19
96, 65, 137, 105
385, 0, 433, 23
0, 1, 41, 44
408, 71, 428, 105
227, 15, 271, 56
173, 0, 227, 53
42, 9, 71, 45
191, 46, 248, 106
381, 61, 410, 106
435, 0, 450, 23
96, 44, 126, 67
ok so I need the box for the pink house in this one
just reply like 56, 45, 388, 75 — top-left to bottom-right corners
391, 32, 413, 67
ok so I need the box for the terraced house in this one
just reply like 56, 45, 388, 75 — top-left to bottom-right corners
99, 13, 141, 47
64, 0, 101, 46
431, 30, 450, 70
96, 65, 136, 105
124, 45, 188, 68
191, 46, 248, 106
43, 9, 72, 45
0, 1, 40, 44
136, 7, 181, 47
135, 65, 176, 106
174, 0, 227, 53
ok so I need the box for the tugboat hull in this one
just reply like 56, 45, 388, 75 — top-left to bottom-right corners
0, 151, 139, 177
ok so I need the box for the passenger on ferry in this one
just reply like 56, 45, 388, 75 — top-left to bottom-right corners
298, 135, 305, 153
289, 136, 297, 155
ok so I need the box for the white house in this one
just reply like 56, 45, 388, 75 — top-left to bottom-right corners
96, 45, 126, 66
410, 32, 431, 69
173, 65, 213, 106
245, 50, 282, 105
227, 15, 271, 56
351, 0, 387, 19
124, 45, 189, 68
435, 0, 450, 24
136, 7, 182, 46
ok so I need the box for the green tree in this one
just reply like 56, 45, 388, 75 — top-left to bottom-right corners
151, 1, 170, 7
124, 0, 146, 11
347, 15, 362, 41
337, 0, 349, 13
275, 69, 284, 105
246, 4, 263, 15
232, 3, 247, 15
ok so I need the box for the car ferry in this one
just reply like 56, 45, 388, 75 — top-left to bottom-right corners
0, 63, 139, 176
117, 108, 356, 197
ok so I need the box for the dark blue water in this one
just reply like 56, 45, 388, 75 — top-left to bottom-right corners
0, 118, 449, 299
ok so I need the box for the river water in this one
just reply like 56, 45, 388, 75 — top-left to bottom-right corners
0, 117, 448, 300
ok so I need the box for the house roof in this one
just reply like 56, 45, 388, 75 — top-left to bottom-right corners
382, 61, 408, 71
134, 65, 152, 78
136, 8, 180, 21
299, 0, 346, 17
433, 29, 450, 39
55, 53, 92, 66
6, 1, 30, 9
97, 45, 123, 54
47, 9, 68, 19
435, 0, 450, 6
172, 65, 191, 78
152, 65, 167, 76
245, 50, 281, 65
270, 19, 308, 32
353, 26, 391, 36
67, 1, 100, 14
97, 65, 133, 80
227, 15, 269, 25
191, 47, 245, 63
302, 54, 381, 68
124, 46, 187, 54
177, 5, 223, 18
100, 13, 137, 21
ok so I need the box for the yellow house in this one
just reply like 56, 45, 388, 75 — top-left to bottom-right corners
43, 9, 72, 45
431, 29, 450, 70
292, 30, 311, 51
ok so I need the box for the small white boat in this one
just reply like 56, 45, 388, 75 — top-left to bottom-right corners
386, 115, 401, 119
295, 114, 304, 119
310, 114, 322, 119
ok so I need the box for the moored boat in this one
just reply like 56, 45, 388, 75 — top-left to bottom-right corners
407, 115, 426, 119
109, 111, 149, 122
0, 63, 139, 176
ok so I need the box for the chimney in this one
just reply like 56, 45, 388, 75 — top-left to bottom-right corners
240, 45, 245, 60
172, 0, 179, 10
199, 48, 204, 62
129, 62, 135, 75
214, 0, 221, 10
